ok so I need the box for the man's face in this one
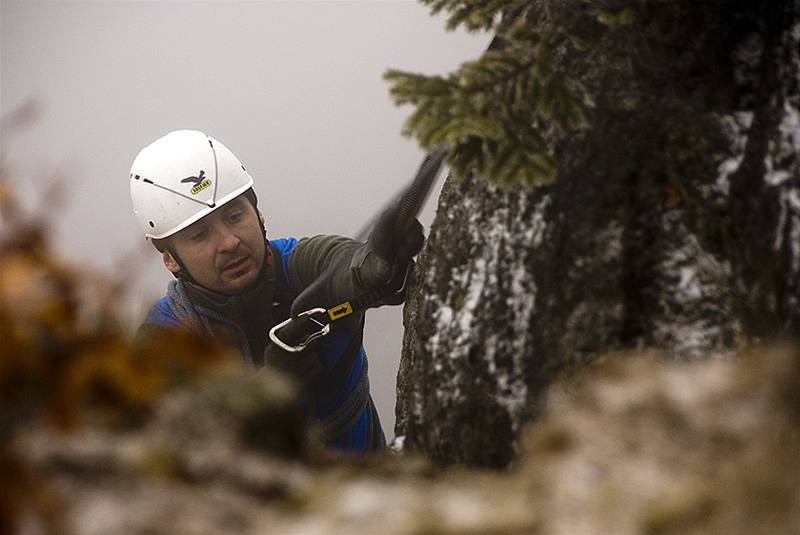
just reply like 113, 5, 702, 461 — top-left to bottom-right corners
164, 195, 267, 294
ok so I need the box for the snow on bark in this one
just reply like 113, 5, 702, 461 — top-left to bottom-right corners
397, 2, 800, 468
398, 174, 550, 466
422, 192, 547, 424
769, 99, 800, 317
714, 112, 753, 196
652, 210, 736, 359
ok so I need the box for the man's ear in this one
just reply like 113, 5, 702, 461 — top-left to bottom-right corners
162, 250, 181, 273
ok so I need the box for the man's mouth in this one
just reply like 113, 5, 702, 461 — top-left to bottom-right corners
221, 256, 250, 274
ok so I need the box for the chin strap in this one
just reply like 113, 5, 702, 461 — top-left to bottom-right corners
168, 246, 199, 285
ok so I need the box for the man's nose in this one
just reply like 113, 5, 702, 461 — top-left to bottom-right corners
216, 225, 241, 252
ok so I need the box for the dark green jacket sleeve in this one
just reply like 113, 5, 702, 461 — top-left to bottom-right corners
286, 235, 392, 311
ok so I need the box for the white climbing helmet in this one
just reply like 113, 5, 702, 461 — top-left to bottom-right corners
129, 130, 254, 240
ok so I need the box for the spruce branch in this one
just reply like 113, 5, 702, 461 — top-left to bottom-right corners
385, 0, 605, 187
385, 33, 584, 186
421, 0, 527, 32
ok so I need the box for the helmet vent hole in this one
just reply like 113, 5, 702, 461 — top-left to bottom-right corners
149, 221, 155, 228
241, 165, 246, 171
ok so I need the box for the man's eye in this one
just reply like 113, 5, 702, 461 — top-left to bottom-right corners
190, 230, 208, 242
226, 211, 244, 224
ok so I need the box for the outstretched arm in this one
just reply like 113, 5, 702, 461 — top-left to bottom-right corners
287, 208, 424, 312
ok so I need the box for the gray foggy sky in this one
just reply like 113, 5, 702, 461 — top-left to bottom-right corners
1, 0, 488, 436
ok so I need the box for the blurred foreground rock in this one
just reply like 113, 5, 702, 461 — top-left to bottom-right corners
18, 345, 800, 535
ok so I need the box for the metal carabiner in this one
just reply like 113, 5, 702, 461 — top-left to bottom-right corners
268, 307, 330, 353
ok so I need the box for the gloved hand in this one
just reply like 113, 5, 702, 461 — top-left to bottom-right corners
366, 204, 425, 265
263, 342, 323, 387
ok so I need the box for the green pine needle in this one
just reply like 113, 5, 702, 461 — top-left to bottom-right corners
386, 0, 598, 188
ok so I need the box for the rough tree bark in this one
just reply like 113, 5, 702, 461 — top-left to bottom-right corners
396, 1, 800, 468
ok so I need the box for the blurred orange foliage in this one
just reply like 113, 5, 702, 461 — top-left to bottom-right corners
0, 135, 231, 534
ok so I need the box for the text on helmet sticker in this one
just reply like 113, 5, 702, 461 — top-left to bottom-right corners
180, 170, 212, 195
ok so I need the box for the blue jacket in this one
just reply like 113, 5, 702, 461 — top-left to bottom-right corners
142, 237, 385, 451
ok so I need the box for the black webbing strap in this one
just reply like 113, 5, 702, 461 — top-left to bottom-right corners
323, 258, 411, 322
320, 316, 366, 391
366, 395, 386, 449
318, 367, 370, 443
269, 241, 295, 321
270, 258, 410, 350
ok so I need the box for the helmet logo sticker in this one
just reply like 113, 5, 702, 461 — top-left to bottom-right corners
180, 170, 212, 195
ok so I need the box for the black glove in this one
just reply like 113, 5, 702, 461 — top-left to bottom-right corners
263, 342, 323, 387
367, 204, 425, 265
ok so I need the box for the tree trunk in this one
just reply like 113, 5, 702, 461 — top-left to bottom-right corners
396, 1, 800, 468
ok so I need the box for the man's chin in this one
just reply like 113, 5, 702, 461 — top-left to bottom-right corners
221, 267, 259, 293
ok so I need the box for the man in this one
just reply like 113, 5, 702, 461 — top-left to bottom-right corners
130, 130, 423, 451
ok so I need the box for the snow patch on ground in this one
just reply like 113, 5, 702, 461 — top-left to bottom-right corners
390, 435, 405, 453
